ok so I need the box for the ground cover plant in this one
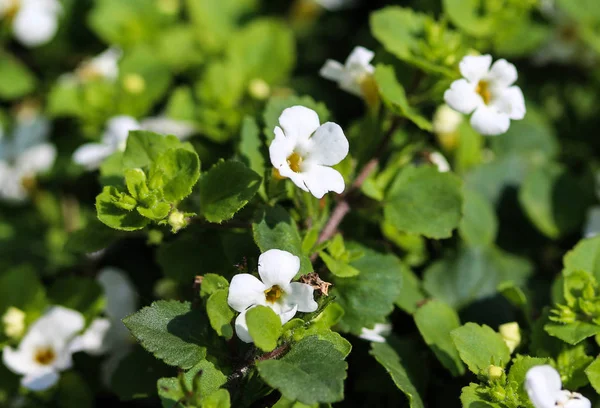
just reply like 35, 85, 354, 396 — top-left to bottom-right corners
1, 0, 600, 407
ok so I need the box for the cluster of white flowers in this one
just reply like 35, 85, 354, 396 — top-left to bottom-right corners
526, 365, 590, 408
73, 115, 196, 170
0, 115, 56, 201
0, 0, 62, 47
227, 249, 318, 343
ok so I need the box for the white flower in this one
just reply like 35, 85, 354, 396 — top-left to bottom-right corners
584, 206, 600, 238
75, 48, 122, 82
444, 55, 526, 136
359, 323, 392, 343
2, 306, 108, 391
0, 116, 56, 201
73, 115, 196, 170
227, 249, 318, 343
0, 0, 61, 47
428, 152, 450, 173
269, 106, 349, 199
433, 104, 463, 136
526, 365, 591, 408
320, 46, 375, 98
314, 0, 357, 11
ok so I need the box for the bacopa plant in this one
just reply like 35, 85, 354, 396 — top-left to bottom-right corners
1, 0, 600, 407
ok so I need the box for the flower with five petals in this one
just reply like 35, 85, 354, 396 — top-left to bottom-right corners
526, 365, 591, 408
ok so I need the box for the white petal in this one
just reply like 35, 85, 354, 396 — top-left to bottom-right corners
278, 304, 298, 325
302, 165, 345, 199
488, 59, 518, 88
563, 393, 591, 408
492, 86, 526, 120
359, 323, 392, 343
97, 268, 138, 321
89, 47, 122, 80
429, 152, 450, 173
258, 249, 300, 288
227, 274, 267, 313
525, 365, 562, 408
30, 306, 85, 342
269, 126, 296, 171
15, 144, 56, 176
307, 123, 349, 166
459, 54, 492, 83
278, 106, 321, 144
470, 106, 511, 136
443, 79, 481, 115
21, 368, 60, 391
432, 104, 463, 135
320, 60, 345, 83
234, 309, 254, 343
285, 282, 318, 313
69, 319, 111, 356
346, 46, 375, 68
140, 117, 196, 140
584, 207, 600, 238
103, 116, 140, 148
73, 143, 114, 170
13, 6, 58, 47
3, 346, 38, 375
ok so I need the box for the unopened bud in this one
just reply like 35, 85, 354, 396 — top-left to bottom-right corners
123, 73, 146, 94
3, 307, 26, 339
499, 322, 521, 353
248, 79, 271, 100
487, 365, 504, 381
168, 210, 187, 233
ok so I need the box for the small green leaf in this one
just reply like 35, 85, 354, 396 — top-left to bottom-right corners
442, 0, 493, 37
246, 305, 283, 352
459, 189, 498, 247
395, 267, 427, 314
374, 65, 432, 131
239, 116, 266, 198
319, 252, 360, 278
201, 389, 231, 408
544, 322, 600, 345
257, 336, 347, 405
384, 166, 463, 239
585, 356, 600, 394
414, 300, 465, 376
451, 323, 511, 374
125, 168, 150, 200
152, 148, 201, 202
200, 274, 230, 299
199, 160, 261, 223
123, 300, 211, 369
123, 131, 192, 169
137, 201, 171, 221
563, 236, 600, 282
206, 289, 234, 339
96, 186, 149, 231
460, 383, 497, 408
0, 52, 36, 99
370, 342, 424, 408
557, 344, 593, 389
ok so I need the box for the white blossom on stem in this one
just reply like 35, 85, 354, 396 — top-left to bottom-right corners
0, 0, 62, 47
526, 365, 591, 408
269, 106, 349, 199
444, 55, 526, 136
227, 249, 318, 343
320, 46, 375, 98
75, 48, 122, 82
359, 323, 392, 343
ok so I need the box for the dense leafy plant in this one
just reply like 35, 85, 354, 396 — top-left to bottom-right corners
2, 0, 600, 407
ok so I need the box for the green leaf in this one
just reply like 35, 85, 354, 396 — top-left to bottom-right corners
544, 322, 600, 345
460, 383, 497, 408
152, 148, 201, 202
111, 347, 173, 400
0, 267, 47, 327
508, 355, 551, 407
200, 274, 230, 299
239, 116, 266, 198
263, 95, 330, 143
423, 246, 532, 309
201, 389, 231, 408
253, 206, 313, 274
331, 244, 403, 333
199, 160, 262, 223
57, 372, 93, 408
123, 131, 192, 169
414, 300, 465, 376
48, 277, 105, 318
65, 218, 121, 254
384, 166, 463, 239
96, 186, 149, 231
557, 344, 593, 389
373, 65, 432, 131
319, 252, 360, 278
370, 342, 424, 408
125, 168, 150, 199
451, 323, 511, 374
585, 356, 600, 394
246, 305, 283, 352
519, 164, 594, 238
257, 336, 347, 405
459, 189, 498, 247
442, 0, 493, 37
123, 300, 211, 369
206, 289, 234, 339
395, 267, 427, 314
563, 236, 600, 282
0, 52, 36, 99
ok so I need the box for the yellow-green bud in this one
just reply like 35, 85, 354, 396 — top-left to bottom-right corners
123, 73, 146, 94
248, 78, 271, 100
499, 322, 521, 353
487, 365, 504, 381
168, 210, 187, 233
2, 307, 26, 339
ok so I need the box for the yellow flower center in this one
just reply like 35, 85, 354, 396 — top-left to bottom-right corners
34, 347, 56, 366
359, 74, 380, 108
264, 285, 283, 303
475, 80, 492, 105
287, 152, 303, 173
5, 0, 20, 20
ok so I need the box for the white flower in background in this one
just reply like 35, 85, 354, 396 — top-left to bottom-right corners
269, 106, 349, 199
2, 306, 108, 391
2, 307, 26, 339
526, 365, 591, 408
314, 0, 357, 11
320, 46, 375, 98
227, 249, 318, 343
428, 152, 450, 173
0, 0, 62, 47
433, 104, 463, 136
73, 115, 197, 170
444, 55, 526, 136
75, 47, 122, 82
584, 207, 600, 238
359, 323, 392, 343
0, 116, 56, 201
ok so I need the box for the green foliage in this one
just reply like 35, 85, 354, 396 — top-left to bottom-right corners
0, 52, 36, 99
451, 323, 511, 374
206, 289, 234, 339
246, 305, 283, 351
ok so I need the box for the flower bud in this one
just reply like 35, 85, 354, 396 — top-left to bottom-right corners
433, 104, 463, 151
168, 210, 188, 233
2, 307, 26, 339
248, 78, 271, 100
123, 73, 146, 94
487, 365, 504, 381
359, 74, 380, 109
499, 322, 521, 353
